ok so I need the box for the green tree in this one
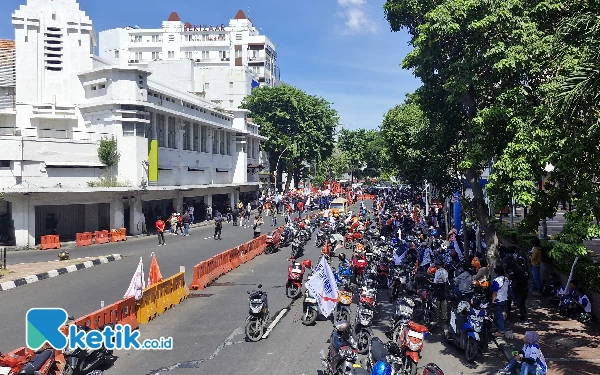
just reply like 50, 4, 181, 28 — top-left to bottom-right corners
97, 136, 120, 183
241, 84, 338, 191
383, 0, 560, 266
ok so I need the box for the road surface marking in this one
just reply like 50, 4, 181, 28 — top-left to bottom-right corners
262, 308, 288, 339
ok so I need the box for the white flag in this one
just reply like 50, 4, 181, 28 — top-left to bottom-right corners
306, 256, 339, 318
124, 257, 145, 300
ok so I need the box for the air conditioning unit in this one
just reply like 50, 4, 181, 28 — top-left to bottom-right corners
128, 60, 135, 63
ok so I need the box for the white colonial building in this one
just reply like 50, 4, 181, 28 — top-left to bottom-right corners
98, 10, 279, 109
0, 0, 266, 248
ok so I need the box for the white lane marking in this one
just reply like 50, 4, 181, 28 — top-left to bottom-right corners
262, 308, 288, 339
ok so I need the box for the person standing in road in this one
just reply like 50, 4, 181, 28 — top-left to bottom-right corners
297, 200, 304, 219
253, 215, 264, 238
155, 216, 166, 246
232, 206, 239, 226
214, 211, 223, 240
206, 205, 213, 220
246, 202, 252, 225
182, 211, 192, 236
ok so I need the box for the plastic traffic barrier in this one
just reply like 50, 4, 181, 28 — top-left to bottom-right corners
110, 228, 127, 242
75, 232, 93, 247
94, 230, 110, 244
136, 285, 158, 324
74, 296, 139, 330
40, 235, 60, 250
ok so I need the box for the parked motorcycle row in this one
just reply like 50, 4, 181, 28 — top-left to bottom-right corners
0, 315, 112, 375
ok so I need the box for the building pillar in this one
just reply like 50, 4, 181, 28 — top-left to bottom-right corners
84, 203, 99, 232
174, 192, 183, 214
10, 196, 35, 248
129, 196, 144, 235
110, 198, 125, 230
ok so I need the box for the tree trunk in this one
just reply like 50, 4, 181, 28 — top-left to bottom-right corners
464, 168, 498, 270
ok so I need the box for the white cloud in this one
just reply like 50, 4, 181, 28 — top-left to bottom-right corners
336, 0, 376, 34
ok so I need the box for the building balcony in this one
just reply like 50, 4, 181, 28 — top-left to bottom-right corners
193, 58, 229, 64
181, 39, 229, 47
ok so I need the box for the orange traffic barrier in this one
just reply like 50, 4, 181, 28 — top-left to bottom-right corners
94, 230, 109, 244
111, 228, 126, 242
40, 234, 60, 250
76, 232, 93, 247
74, 296, 138, 331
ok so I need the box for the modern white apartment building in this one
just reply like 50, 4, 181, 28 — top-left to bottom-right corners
98, 10, 280, 109
0, 0, 266, 248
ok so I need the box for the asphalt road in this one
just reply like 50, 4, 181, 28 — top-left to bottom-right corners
0, 221, 275, 353
107, 239, 506, 375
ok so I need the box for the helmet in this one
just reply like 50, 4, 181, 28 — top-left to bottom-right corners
457, 301, 470, 314
338, 253, 346, 261
371, 360, 392, 375
422, 363, 444, 375
333, 320, 350, 333
301, 259, 312, 268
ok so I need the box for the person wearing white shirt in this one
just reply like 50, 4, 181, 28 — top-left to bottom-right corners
492, 266, 510, 337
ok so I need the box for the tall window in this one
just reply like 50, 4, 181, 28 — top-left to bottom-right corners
152, 35, 161, 42
168, 51, 174, 58
212, 129, 218, 154
152, 51, 160, 60
134, 52, 142, 60
156, 114, 166, 147
167, 117, 176, 148
220, 130, 225, 155
115, 50, 119, 58
185, 51, 193, 59
226, 132, 231, 155
182, 121, 191, 150
201, 125, 207, 152
235, 49, 242, 58
193, 123, 199, 151
202, 51, 209, 59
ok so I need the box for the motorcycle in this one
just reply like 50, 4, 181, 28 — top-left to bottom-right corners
351, 255, 368, 285
377, 257, 390, 289
286, 261, 305, 299
16, 348, 64, 375
411, 287, 438, 328
320, 326, 369, 375
279, 226, 294, 248
0, 348, 33, 375
334, 289, 353, 323
290, 239, 304, 260
264, 230, 282, 254
354, 287, 376, 354
395, 321, 429, 375
62, 321, 116, 375
334, 262, 353, 289
245, 284, 270, 342
443, 300, 490, 362
301, 289, 319, 326
388, 296, 416, 342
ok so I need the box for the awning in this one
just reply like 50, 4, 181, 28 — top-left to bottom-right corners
44, 161, 104, 168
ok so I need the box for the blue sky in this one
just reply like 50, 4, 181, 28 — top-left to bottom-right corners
0, 0, 421, 130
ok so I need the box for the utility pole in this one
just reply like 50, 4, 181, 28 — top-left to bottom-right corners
424, 180, 429, 214
273, 146, 290, 193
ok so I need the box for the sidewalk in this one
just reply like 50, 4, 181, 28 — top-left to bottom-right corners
0, 254, 122, 291
494, 294, 600, 375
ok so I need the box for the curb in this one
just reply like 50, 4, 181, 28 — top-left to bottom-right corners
0, 254, 123, 292
493, 335, 515, 362
2, 220, 216, 251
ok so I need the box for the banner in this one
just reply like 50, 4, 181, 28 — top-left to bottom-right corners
124, 257, 145, 300
306, 256, 339, 318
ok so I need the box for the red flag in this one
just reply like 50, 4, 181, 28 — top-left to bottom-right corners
148, 252, 163, 286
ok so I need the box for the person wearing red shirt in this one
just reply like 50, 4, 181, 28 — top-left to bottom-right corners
155, 216, 166, 246
297, 201, 304, 219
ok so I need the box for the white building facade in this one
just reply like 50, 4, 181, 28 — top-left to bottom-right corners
0, 0, 265, 248
98, 10, 280, 109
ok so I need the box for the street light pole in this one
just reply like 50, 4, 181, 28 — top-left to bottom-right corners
273, 146, 289, 193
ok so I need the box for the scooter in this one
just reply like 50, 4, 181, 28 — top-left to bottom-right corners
16, 347, 64, 375
286, 261, 305, 299
443, 300, 491, 362
62, 320, 116, 375
245, 284, 270, 342
301, 289, 319, 326
354, 288, 376, 354
264, 229, 282, 254
334, 288, 353, 323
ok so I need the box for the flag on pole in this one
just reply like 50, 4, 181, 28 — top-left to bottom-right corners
148, 252, 163, 286
305, 255, 339, 318
124, 257, 145, 300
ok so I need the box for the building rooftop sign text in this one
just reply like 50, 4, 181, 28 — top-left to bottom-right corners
184, 24, 226, 32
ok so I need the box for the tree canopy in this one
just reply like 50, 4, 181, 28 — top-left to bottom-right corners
241, 84, 338, 190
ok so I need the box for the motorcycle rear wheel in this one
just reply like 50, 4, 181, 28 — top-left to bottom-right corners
465, 337, 479, 362
245, 319, 263, 342
344, 241, 352, 249
356, 329, 371, 354
403, 358, 418, 375
286, 284, 301, 299
264, 245, 274, 254
302, 308, 318, 326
